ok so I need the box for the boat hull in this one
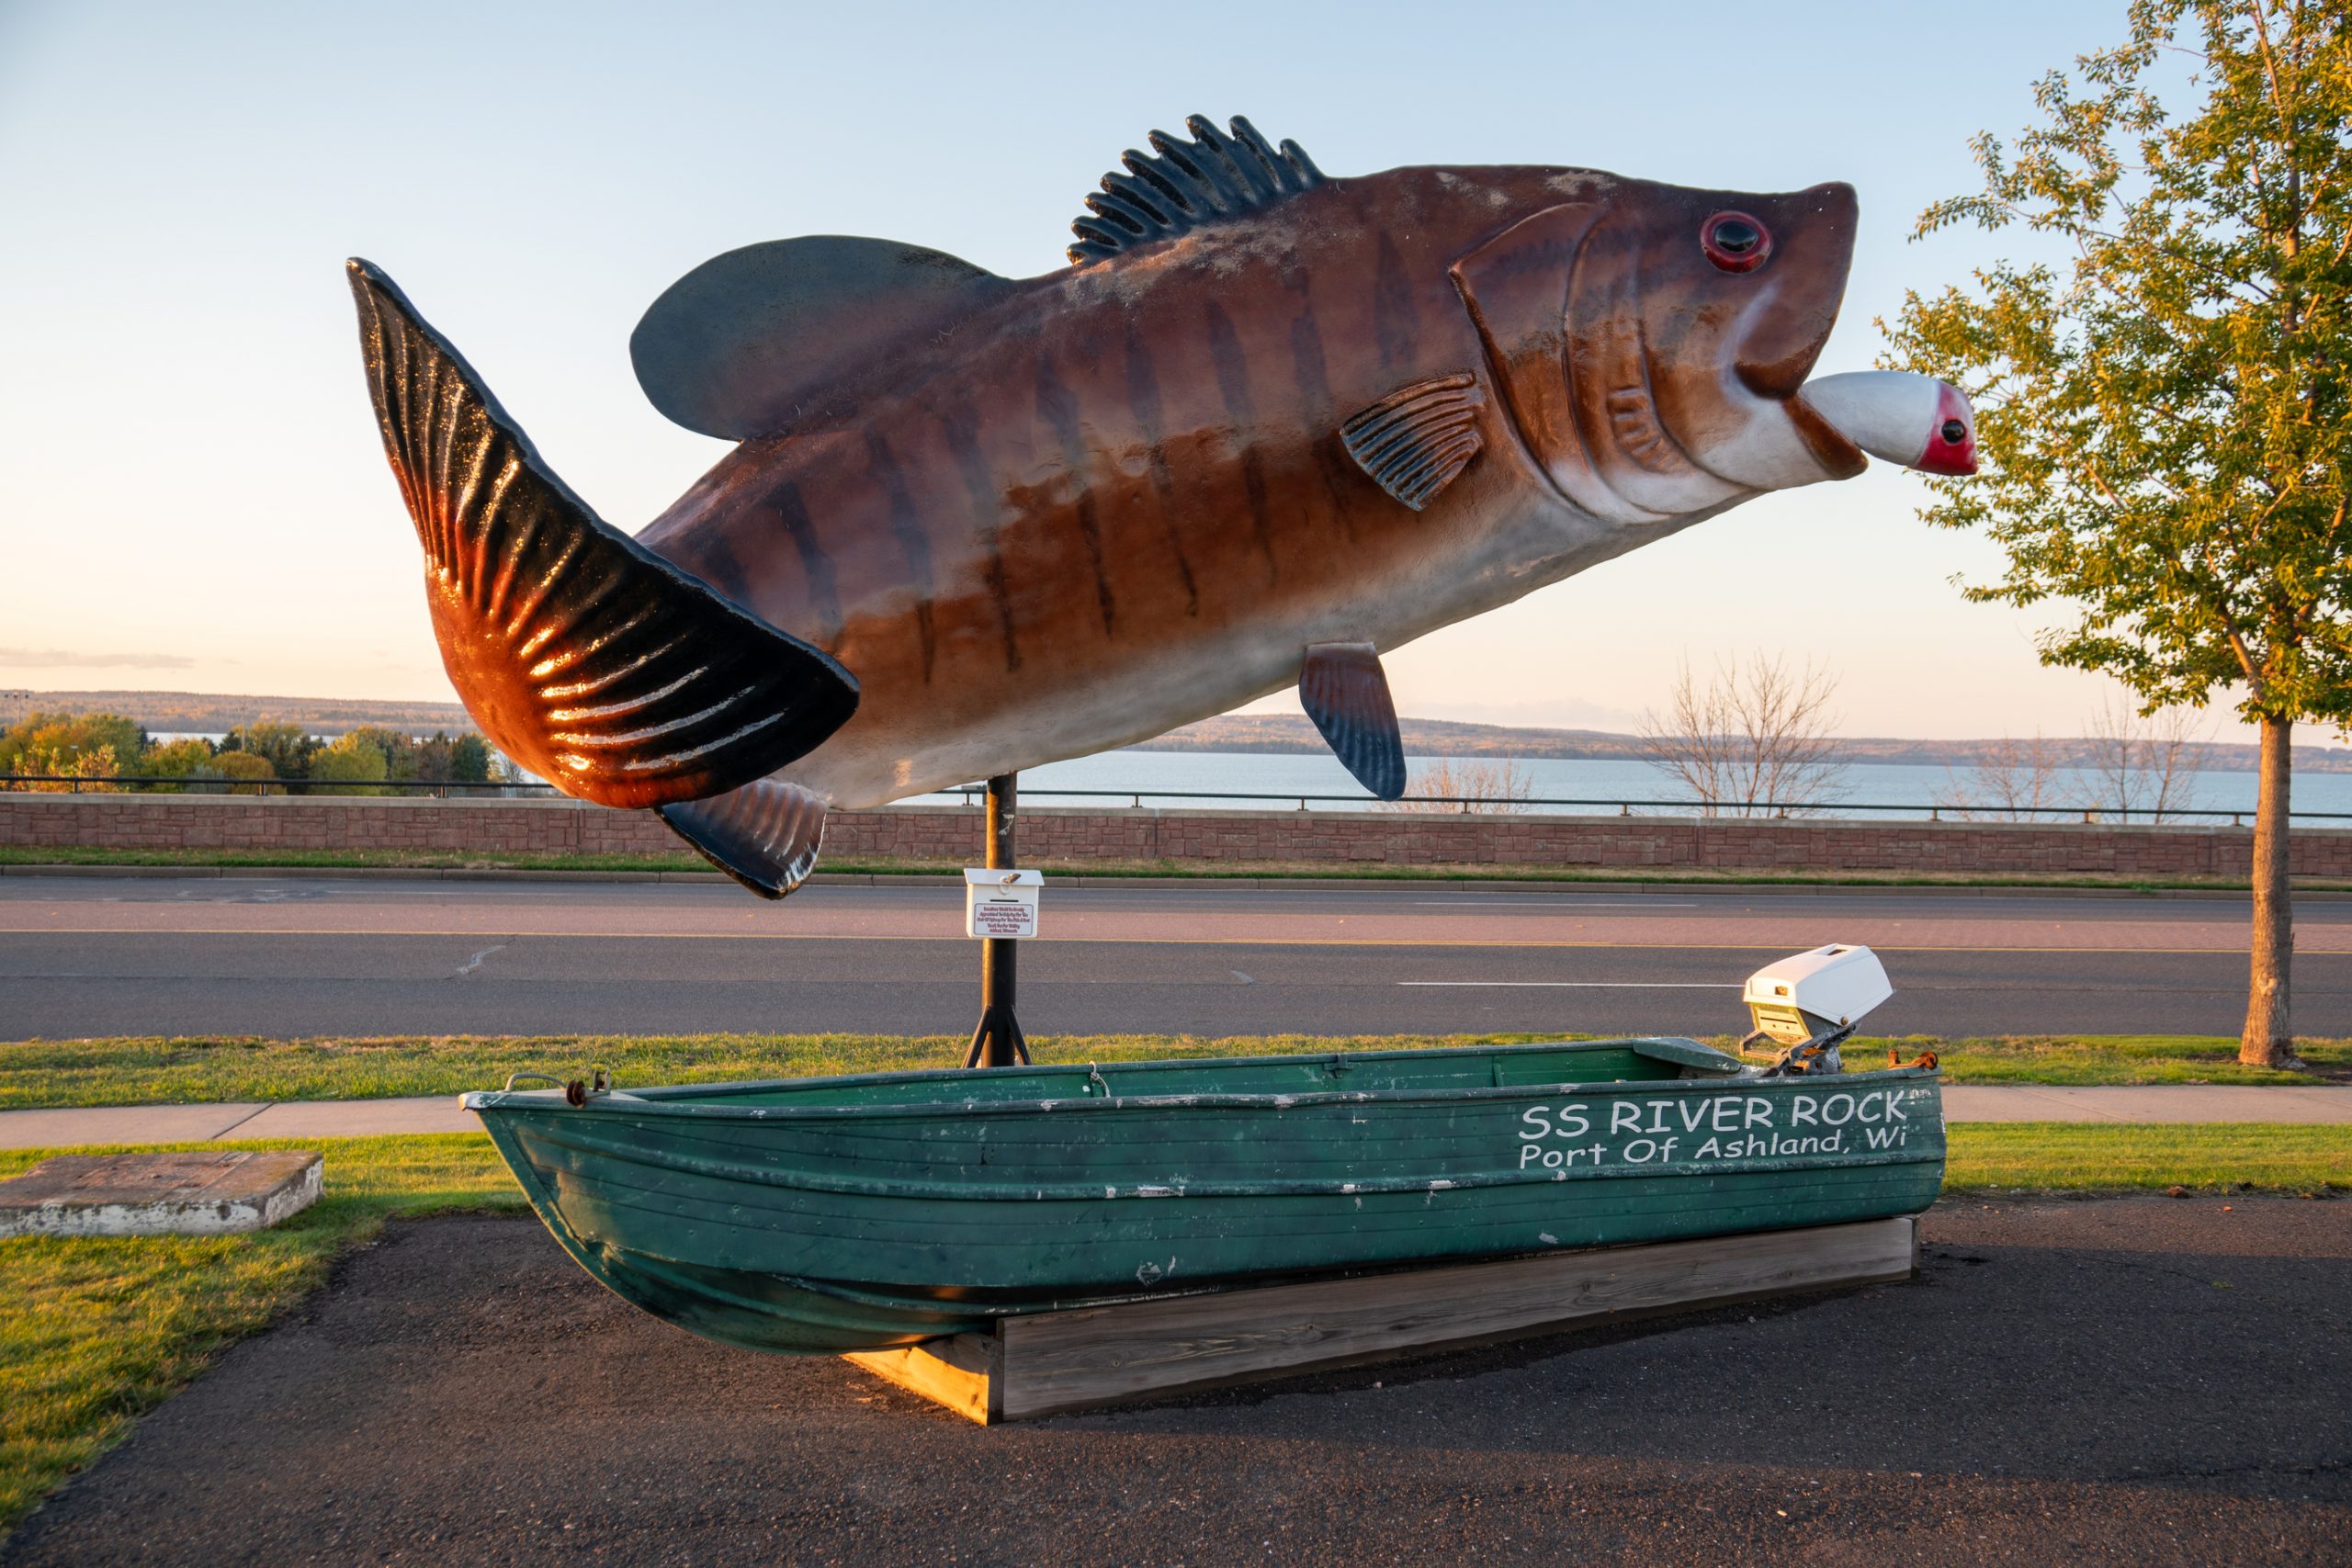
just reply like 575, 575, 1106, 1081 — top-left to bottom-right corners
467, 1043, 1944, 1354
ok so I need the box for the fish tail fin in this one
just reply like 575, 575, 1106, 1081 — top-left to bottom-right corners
346, 259, 858, 811
658, 780, 829, 898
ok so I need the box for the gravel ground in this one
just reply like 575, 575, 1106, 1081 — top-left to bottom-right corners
6, 1198, 2347, 1566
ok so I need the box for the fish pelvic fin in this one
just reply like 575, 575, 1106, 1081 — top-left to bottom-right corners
346, 259, 858, 811
1301, 643, 1406, 800
657, 780, 829, 899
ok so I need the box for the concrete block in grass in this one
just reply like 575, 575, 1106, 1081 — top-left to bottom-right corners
0, 1150, 322, 1236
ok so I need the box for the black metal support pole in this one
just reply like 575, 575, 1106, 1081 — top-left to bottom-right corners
962, 772, 1030, 1068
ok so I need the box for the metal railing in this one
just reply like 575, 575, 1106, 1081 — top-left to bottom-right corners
6, 773, 2346, 828
935, 784, 2344, 827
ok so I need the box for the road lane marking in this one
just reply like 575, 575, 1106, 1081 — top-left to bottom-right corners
3, 930, 2343, 957
1399, 981, 1740, 988
1410, 899, 1701, 907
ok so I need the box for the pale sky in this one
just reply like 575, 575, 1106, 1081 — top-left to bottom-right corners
0, 0, 2263, 740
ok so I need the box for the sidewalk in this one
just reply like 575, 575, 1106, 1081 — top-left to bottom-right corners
1941, 1084, 2352, 1122
1, 1086, 2346, 1151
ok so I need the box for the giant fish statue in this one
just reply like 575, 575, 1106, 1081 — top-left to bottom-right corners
349, 115, 1974, 897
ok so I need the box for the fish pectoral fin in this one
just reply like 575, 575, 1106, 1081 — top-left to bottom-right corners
632, 237, 1015, 440
346, 260, 859, 812
657, 780, 830, 899
1340, 373, 1486, 511
1300, 643, 1407, 800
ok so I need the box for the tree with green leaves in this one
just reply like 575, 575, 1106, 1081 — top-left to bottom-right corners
0, 711, 143, 778
309, 731, 392, 795
191, 750, 274, 795
445, 732, 492, 784
139, 737, 217, 791
1884, 0, 2349, 1066
337, 726, 420, 782
219, 721, 316, 782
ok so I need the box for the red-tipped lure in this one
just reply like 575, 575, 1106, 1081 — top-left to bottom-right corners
1799, 371, 1977, 476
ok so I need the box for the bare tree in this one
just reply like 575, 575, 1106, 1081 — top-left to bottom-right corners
1934, 733, 2066, 822
1638, 654, 1846, 817
2080, 694, 2211, 824
2143, 706, 2211, 825
1379, 757, 1533, 814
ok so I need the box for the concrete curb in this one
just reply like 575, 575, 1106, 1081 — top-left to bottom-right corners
5, 862, 2347, 899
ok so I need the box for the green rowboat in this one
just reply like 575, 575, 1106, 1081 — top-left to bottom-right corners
463, 1038, 1944, 1355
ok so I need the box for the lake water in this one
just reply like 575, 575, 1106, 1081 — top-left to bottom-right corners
903, 749, 2352, 824
147, 732, 2352, 823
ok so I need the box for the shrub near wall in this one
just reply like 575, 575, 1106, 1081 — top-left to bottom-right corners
3, 794, 2350, 878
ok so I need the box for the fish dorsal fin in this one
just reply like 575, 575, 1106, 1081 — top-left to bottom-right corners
1068, 115, 1326, 265
1300, 642, 1406, 801
632, 236, 1015, 440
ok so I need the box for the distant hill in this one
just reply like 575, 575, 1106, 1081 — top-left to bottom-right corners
1136, 714, 1646, 759
6, 688, 2346, 772
1131, 713, 2352, 773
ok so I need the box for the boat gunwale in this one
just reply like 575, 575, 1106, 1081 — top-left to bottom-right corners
586, 1035, 1738, 1100
461, 1037, 1730, 1118
459, 1040, 1941, 1125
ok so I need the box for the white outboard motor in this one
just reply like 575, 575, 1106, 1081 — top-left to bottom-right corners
1740, 944, 1893, 1075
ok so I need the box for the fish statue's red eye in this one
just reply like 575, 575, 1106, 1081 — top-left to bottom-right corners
1702, 212, 1771, 274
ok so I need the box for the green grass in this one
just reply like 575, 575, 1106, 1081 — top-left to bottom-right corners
0, 1032, 1553, 1108
0, 1134, 519, 1540
6, 842, 2345, 892
1945, 1122, 2352, 1194
0, 1032, 2344, 1111
1790, 1034, 2351, 1086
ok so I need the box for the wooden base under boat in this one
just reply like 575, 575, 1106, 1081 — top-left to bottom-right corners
848, 1215, 1922, 1422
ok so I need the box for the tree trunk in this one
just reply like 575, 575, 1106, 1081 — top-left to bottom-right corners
2239, 715, 2294, 1066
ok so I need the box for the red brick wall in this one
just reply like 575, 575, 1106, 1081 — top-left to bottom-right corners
4, 794, 2347, 877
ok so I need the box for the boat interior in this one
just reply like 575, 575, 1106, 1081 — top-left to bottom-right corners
605, 1038, 1748, 1111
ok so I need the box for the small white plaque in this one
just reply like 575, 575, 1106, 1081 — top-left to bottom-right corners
964, 867, 1042, 940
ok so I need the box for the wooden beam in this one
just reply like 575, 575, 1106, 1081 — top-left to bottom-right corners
843, 1216, 1917, 1424
843, 1331, 999, 1424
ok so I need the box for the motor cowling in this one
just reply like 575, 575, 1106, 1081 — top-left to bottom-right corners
1743, 944, 1893, 1051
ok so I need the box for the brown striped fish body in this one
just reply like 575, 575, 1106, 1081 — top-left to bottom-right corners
350, 116, 1974, 894
636, 161, 1864, 808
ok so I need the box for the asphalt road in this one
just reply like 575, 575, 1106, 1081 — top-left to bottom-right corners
5, 1199, 2346, 1566
2, 874, 2347, 1040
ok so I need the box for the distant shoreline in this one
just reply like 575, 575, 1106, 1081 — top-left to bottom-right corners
6, 686, 2348, 773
